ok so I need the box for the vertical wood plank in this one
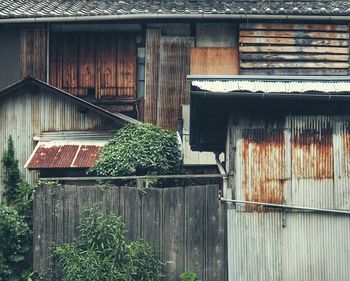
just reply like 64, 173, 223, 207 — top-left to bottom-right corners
119, 186, 142, 241
162, 187, 185, 281
78, 34, 95, 95
142, 188, 162, 248
98, 33, 117, 98
157, 36, 194, 130
33, 185, 54, 281
21, 29, 47, 81
62, 34, 79, 94
117, 33, 137, 98
206, 185, 227, 281
185, 186, 206, 280
144, 29, 161, 124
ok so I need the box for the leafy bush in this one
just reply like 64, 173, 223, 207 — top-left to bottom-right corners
54, 206, 162, 281
0, 203, 31, 281
1, 136, 40, 280
92, 123, 182, 177
180, 271, 201, 281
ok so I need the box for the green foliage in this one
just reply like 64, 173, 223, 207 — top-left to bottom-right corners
0, 136, 41, 281
2, 136, 22, 203
54, 205, 162, 281
180, 271, 201, 281
0, 204, 30, 281
91, 123, 182, 177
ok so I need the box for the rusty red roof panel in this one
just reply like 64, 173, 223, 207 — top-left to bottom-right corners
25, 140, 107, 169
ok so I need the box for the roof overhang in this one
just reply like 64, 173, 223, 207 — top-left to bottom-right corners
188, 76, 350, 152
25, 138, 109, 170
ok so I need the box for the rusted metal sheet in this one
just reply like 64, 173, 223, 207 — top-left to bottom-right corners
228, 209, 350, 281
239, 23, 349, 75
25, 140, 106, 169
291, 116, 334, 209
236, 128, 288, 211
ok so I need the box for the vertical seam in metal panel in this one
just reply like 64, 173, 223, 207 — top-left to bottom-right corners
46, 24, 50, 83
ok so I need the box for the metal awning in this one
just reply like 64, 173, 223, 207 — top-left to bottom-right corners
188, 75, 350, 99
25, 139, 108, 169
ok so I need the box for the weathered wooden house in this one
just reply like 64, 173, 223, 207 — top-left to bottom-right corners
0, 76, 133, 193
2, 0, 350, 280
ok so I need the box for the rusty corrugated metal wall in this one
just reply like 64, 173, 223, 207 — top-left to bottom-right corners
0, 88, 117, 197
228, 114, 350, 281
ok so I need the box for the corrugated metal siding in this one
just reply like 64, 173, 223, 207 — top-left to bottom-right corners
0, 29, 20, 90
228, 114, 350, 281
0, 88, 117, 196
228, 210, 350, 281
191, 79, 350, 94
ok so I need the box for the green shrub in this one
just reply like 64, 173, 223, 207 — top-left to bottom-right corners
0, 203, 31, 281
54, 205, 162, 281
2, 136, 22, 203
92, 123, 182, 177
180, 271, 201, 281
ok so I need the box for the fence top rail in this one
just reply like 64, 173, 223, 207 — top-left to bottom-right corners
40, 174, 227, 181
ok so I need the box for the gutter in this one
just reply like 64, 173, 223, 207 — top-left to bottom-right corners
2, 13, 350, 24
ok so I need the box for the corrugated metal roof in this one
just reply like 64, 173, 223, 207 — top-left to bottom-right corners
25, 139, 108, 169
0, 0, 350, 20
191, 79, 350, 94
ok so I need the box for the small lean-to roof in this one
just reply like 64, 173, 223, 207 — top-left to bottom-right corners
188, 75, 350, 100
0, 76, 137, 125
25, 139, 108, 169
1, 0, 350, 22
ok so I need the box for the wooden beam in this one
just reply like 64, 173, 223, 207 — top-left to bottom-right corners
240, 61, 349, 69
239, 37, 349, 47
240, 45, 349, 54
240, 23, 349, 32
240, 53, 349, 62
240, 30, 349, 39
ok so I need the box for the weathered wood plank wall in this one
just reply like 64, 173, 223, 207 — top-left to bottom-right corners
49, 32, 136, 99
239, 23, 350, 75
144, 30, 193, 131
33, 184, 227, 281
20, 29, 47, 81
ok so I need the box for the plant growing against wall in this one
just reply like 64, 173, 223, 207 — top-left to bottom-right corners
2, 136, 22, 203
0, 136, 41, 281
54, 205, 162, 281
92, 123, 182, 177
180, 271, 202, 281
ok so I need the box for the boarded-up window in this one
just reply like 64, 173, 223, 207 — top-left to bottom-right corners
239, 23, 349, 75
50, 33, 136, 99
190, 48, 239, 75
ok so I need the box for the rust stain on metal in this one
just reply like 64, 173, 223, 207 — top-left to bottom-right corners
27, 144, 102, 169
241, 129, 286, 211
292, 121, 333, 179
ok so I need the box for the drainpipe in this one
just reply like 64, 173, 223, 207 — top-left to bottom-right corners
215, 153, 228, 200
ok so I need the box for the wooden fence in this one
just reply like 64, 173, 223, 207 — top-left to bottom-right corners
33, 184, 227, 281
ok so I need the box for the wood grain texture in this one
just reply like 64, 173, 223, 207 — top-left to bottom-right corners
49, 32, 136, 99
157, 36, 194, 130
240, 23, 349, 32
190, 48, 239, 75
239, 23, 350, 76
117, 33, 137, 98
33, 184, 227, 281
240, 30, 349, 39
20, 29, 47, 81
144, 29, 161, 124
